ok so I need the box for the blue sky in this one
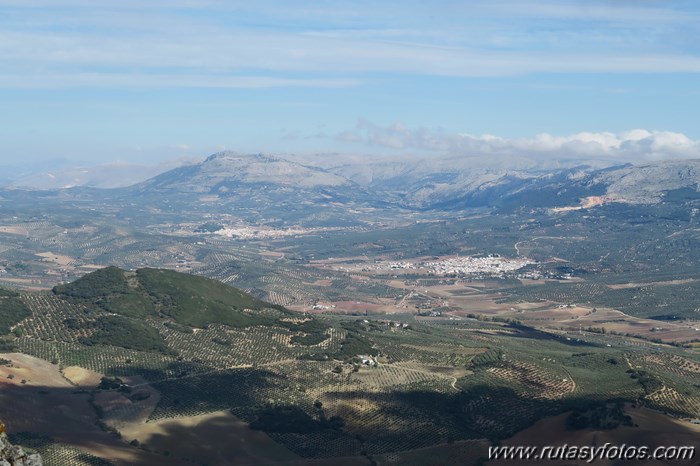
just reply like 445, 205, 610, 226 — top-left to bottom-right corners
1, 0, 699, 165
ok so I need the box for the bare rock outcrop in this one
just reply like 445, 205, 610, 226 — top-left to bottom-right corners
0, 422, 42, 466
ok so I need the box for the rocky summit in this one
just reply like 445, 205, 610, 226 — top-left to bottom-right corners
0, 423, 42, 466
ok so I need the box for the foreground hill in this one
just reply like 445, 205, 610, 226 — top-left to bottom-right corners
46, 266, 325, 354
1, 268, 700, 465
53, 266, 287, 328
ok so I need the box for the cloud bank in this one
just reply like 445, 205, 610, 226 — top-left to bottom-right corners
337, 120, 700, 163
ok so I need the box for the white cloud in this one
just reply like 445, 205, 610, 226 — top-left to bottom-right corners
0, 71, 361, 90
336, 120, 700, 163
4, 28, 698, 77
0, 1, 698, 89
475, 1, 695, 24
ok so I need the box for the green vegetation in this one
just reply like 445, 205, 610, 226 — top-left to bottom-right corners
283, 318, 331, 346
101, 293, 156, 319
0, 337, 16, 352
6, 201, 700, 463
500, 280, 700, 320
334, 331, 378, 360
97, 376, 125, 390
470, 348, 503, 368
250, 405, 344, 433
79, 315, 172, 354
137, 267, 287, 328
0, 288, 31, 334
9, 271, 700, 462
627, 368, 664, 394
291, 332, 329, 346
163, 321, 194, 334
53, 266, 131, 300
566, 402, 634, 430
53, 266, 291, 328
194, 221, 224, 233
43, 267, 339, 357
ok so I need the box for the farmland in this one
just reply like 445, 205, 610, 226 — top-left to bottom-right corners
2, 185, 700, 464
1, 266, 700, 465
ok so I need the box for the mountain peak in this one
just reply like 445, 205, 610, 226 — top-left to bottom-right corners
140, 151, 352, 193
204, 151, 274, 163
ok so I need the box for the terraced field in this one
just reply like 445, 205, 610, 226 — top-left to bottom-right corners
2, 197, 700, 465
2, 277, 700, 465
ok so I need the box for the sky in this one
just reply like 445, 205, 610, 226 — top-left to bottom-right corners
1, 0, 700, 166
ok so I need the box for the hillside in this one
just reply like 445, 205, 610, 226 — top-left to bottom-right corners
0, 288, 31, 335
53, 266, 290, 329
124, 152, 700, 213
5, 154, 699, 227
2, 266, 700, 465
136, 152, 352, 193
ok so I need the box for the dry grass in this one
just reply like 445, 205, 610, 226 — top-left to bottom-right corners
489, 406, 700, 466
0, 352, 71, 388
0, 354, 177, 466
374, 439, 490, 466
35, 251, 75, 266
62, 365, 102, 387
121, 410, 302, 465
607, 279, 697, 290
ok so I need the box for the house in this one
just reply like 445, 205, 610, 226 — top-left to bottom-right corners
360, 357, 376, 367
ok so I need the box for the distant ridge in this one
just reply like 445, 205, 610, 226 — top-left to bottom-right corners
5, 150, 700, 212
136, 151, 352, 193
130, 152, 700, 211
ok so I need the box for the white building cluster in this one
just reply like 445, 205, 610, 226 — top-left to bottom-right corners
425, 255, 535, 276
214, 226, 345, 239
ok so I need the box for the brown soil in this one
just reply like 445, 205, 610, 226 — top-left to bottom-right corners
489, 406, 700, 466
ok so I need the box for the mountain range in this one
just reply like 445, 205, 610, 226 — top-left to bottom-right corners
4, 151, 700, 213
132, 152, 700, 212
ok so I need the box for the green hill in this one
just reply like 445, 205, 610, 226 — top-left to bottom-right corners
0, 288, 31, 335
53, 266, 290, 329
